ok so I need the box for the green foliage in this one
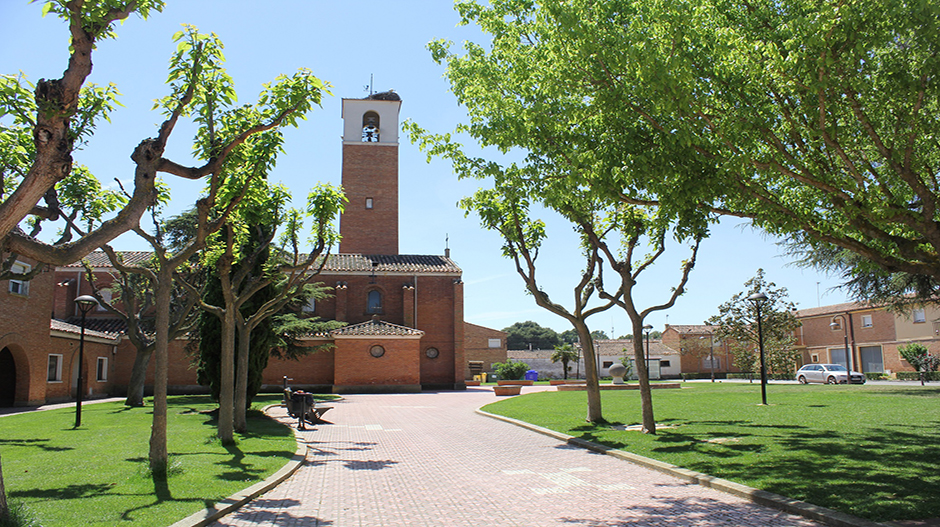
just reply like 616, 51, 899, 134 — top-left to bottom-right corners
493, 359, 529, 380
897, 343, 940, 384
550, 344, 579, 379
864, 372, 888, 381
707, 269, 801, 376
483, 383, 940, 522
502, 321, 560, 350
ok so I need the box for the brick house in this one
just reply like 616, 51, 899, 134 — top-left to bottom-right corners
661, 325, 743, 378
794, 301, 940, 375
1, 91, 504, 406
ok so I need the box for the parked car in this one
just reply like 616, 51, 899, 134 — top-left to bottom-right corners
796, 363, 866, 384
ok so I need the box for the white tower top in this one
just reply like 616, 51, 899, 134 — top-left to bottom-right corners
342, 93, 402, 145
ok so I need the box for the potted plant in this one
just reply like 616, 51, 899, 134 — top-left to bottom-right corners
493, 360, 532, 385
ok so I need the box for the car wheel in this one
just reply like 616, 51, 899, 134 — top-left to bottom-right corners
798, 375, 807, 384
826, 376, 836, 384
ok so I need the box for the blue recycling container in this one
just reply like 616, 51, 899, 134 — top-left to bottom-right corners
524, 370, 539, 381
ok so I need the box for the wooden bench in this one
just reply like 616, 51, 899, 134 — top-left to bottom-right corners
284, 389, 332, 429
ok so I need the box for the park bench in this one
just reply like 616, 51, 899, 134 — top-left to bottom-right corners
283, 388, 332, 429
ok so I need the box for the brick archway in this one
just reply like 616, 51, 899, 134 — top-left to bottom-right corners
0, 339, 32, 406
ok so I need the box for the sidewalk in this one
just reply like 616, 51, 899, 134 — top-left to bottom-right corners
210, 387, 819, 527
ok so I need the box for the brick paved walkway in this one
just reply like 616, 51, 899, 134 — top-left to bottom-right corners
212, 387, 817, 526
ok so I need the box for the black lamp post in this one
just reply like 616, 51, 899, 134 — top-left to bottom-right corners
830, 315, 851, 376
74, 294, 98, 428
747, 292, 769, 405
700, 335, 716, 382
643, 324, 653, 379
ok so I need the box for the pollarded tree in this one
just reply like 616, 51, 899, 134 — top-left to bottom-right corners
708, 270, 802, 378
194, 180, 345, 440
426, 0, 940, 315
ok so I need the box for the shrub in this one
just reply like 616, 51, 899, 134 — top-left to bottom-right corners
727, 373, 755, 380
493, 360, 529, 380
865, 372, 888, 380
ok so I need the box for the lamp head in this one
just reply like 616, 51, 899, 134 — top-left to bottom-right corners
75, 294, 98, 314
747, 292, 769, 303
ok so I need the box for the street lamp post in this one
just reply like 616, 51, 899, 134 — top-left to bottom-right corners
830, 315, 851, 377
747, 292, 769, 405
643, 324, 653, 380
700, 335, 716, 382
74, 294, 98, 428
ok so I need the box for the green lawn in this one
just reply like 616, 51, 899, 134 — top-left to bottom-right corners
0, 395, 298, 526
483, 382, 940, 523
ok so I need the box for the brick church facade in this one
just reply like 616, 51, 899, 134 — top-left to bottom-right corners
1, 92, 505, 406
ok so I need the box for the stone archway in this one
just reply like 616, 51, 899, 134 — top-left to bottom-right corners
0, 347, 16, 406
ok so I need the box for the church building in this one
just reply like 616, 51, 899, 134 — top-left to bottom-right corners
0, 92, 505, 406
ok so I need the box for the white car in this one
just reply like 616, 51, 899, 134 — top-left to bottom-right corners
796, 363, 866, 384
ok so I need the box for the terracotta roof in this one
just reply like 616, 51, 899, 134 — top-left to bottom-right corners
60, 251, 461, 275
794, 301, 877, 318
51, 319, 121, 341
319, 254, 461, 274
61, 251, 153, 268
63, 317, 128, 336
330, 318, 424, 338
664, 324, 714, 335
595, 339, 678, 356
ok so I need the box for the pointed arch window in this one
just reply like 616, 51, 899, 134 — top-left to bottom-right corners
367, 290, 383, 314
362, 111, 380, 142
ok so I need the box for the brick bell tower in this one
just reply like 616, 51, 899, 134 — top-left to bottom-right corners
338, 92, 402, 255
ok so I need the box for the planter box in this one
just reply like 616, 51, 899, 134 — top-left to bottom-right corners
549, 379, 586, 385
497, 380, 533, 386
493, 385, 523, 396
556, 383, 682, 391
465, 381, 481, 386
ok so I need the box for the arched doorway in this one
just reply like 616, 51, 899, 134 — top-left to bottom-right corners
0, 347, 16, 406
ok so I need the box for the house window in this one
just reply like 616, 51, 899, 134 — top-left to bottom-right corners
602, 361, 613, 369
913, 308, 926, 324
361, 111, 380, 142
365, 197, 374, 209
702, 357, 720, 369
660, 360, 671, 368
97, 289, 111, 311
96, 357, 108, 382
367, 290, 383, 314
811, 353, 819, 363
9, 261, 30, 296
487, 338, 501, 348
861, 315, 873, 328
302, 296, 316, 314
47, 354, 63, 382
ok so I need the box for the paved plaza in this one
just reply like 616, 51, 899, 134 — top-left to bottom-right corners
210, 387, 818, 527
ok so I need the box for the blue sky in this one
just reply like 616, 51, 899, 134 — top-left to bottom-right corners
0, 1, 850, 337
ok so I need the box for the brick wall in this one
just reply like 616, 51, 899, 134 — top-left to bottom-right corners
463, 322, 507, 379
339, 143, 399, 254
333, 338, 420, 392
1, 257, 55, 405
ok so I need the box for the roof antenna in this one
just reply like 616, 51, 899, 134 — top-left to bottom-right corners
445, 233, 450, 258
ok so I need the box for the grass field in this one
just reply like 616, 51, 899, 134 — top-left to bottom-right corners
0, 395, 297, 526
483, 382, 940, 523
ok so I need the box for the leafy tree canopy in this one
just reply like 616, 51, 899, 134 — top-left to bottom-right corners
502, 320, 561, 350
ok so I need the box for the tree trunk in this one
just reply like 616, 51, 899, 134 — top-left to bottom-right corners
574, 322, 603, 423
632, 325, 656, 434
563, 359, 569, 380
234, 322, 251, 433
0, 453, 8, 519
148, 274, 171, 475
218, 304, 236, 444
124, 348, 154, 407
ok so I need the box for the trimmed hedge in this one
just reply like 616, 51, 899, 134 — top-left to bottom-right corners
865, 372, 888, 380
897, 371, 940, 381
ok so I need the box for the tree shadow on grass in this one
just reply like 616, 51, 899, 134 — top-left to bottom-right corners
0, 438, 73, 452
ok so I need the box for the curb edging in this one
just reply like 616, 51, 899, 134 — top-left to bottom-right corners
476, 409, 886, 527
169, 404, 307, 527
